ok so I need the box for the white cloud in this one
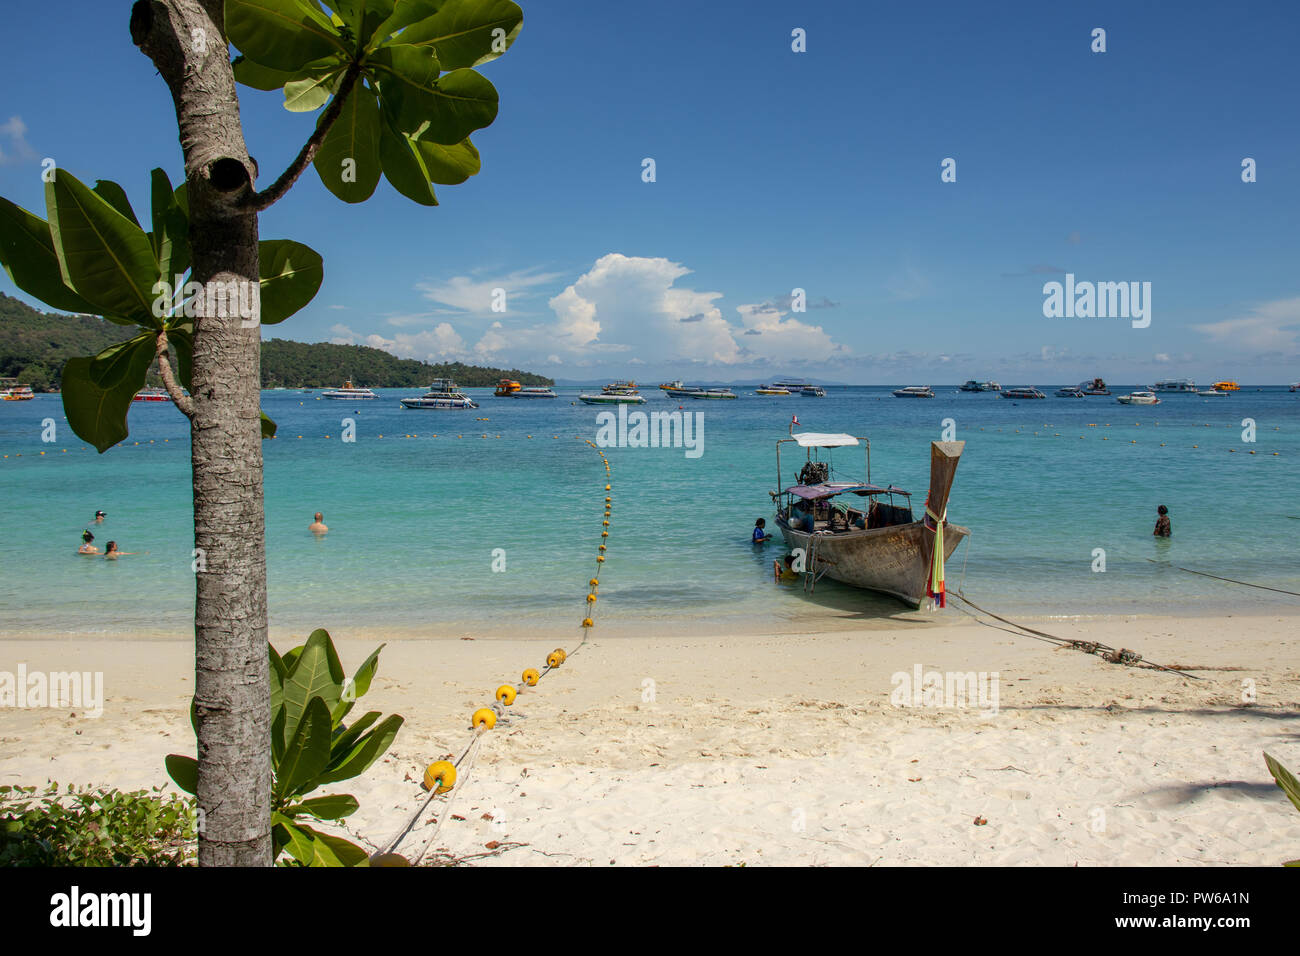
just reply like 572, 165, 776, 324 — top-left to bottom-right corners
416, 267, 564, 318
0, 115, 36, 165
1193, 297, 1300, 353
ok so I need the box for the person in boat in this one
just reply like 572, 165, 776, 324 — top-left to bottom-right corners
773, 552, 800, 583
752, 517, 772, 543
93, 510, 106, 524
1153, 504, 1171, 538
310, 512, 329, 535
104, 541, 136, 559
78, 530, 98, 554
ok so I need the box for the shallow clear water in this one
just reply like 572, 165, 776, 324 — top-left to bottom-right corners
1, 385, 1297, 636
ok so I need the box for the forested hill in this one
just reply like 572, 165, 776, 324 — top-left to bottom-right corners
0, 293, 552, 389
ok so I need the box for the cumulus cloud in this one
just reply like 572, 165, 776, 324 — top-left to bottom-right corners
416, 267, 564, 318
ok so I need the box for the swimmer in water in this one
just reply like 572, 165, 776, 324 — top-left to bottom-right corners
104, 541, 137, 559
78, 530, 99, 554
309, 512, 329, 535
93, 510, 106, 524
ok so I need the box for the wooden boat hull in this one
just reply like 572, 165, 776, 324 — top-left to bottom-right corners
776, 519, 970, 608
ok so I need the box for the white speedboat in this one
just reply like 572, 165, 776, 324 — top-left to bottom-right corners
1117, 390, 1160, 405
1153, 379, 1197, 393
684, 387, 737, 400
999, 386, 1047, 400
892, 386, 934, 398
322, 380, 377, 400
800, 386, 826, 397
400, 379, 478, 409
512, 386, 557, 399
1197, 389, 1228, 397
579, 381, 646, 405
1055, 386, 1086, 398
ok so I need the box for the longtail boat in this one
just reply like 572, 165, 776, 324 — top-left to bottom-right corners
769, 430, 968, 608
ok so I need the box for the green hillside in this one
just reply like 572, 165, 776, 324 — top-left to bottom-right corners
0, 293, 552, 389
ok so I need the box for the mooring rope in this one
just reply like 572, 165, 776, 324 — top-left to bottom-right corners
947, 591, 1203, 679
375, 438, 614, 863
1144, 559, 1300, 598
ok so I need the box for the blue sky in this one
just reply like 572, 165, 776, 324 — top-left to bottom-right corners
2, 0, 1298, 383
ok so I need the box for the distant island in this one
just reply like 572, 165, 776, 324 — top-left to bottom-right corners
0, 293, 552, 390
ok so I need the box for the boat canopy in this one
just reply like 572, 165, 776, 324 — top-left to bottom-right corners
783, 481, 910, 500
791, 432, 859, 448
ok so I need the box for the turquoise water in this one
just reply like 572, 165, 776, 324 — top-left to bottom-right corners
1, 386, 1297, 636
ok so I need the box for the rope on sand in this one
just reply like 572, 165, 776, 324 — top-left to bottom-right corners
947, 591, 1204, 680
374, 439, 614, 863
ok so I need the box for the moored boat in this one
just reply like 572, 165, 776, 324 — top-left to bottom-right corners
322, 380, 377, 400
999, 386, 1046, 400
512, 386, 557, 399
1116, 390, 1160, 405
892, 386, 934, 398
579, 381, 646, 405
2, 384, 36, 401
1055, 386, 1086, 398
959, 380, 1000, 392
684, 387, 737, 400
494, 379, 522, 397
132, 387, 171, 403
400, 379, 478, 409
755, 385, 792, 395
770, 431, 968, 608
1197, 389, 1228, 397
1080, 377, 1110, 395
1154, 378, 1198, 393
1211, 381, 1240, 391
800, 386, 827, 397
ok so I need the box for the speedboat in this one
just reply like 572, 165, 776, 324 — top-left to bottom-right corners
132, 387, 171, 403
770, 430, 968, 608
1211, 381, 1240, 391
684, 387, 737, 400
660, 381, 704, 398
1153, 379, 1197, 393
892, 386, 934, 398
1055, 386, 1086, 398
959, 380, 1000, 392
322, 380, 377, 400
1080, 377, 1110, 395
756, 385, 792, 395
772, 379, 811, 391
400, 379, 478, 409
999, 386, 1046, 400
512, 386, 557, 399
494, 379, 522, 397
1117, 390, 1160, 405
579, 382, 646, 405
1197, 389, 1228, 397
800, 386, 827, 397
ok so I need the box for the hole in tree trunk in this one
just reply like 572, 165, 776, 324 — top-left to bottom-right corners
210, 158, 250, 193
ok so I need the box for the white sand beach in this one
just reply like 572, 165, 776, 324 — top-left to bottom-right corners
2, 612, 1298, 866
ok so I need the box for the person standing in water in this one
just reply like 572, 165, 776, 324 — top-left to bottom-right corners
752, 517, 771, 543
309, 512, 329, 535
93, 510, 106, 524
104, 541, 137, 559
1153, 505, 1171, 537
78, 530, 98, 554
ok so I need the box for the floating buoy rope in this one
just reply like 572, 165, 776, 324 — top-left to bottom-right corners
376, 438, 613, 863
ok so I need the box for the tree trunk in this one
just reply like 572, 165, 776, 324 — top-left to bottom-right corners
133, 0, 270, 866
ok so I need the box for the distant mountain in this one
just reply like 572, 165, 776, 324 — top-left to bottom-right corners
0, 293, 552, 389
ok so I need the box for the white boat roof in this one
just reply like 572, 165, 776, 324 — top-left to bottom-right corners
791, 432, 859, 448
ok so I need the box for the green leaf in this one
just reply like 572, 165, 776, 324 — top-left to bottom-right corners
302, 826, 369, 866
370, 44, 441, 132
331, 710, 380, 755
275, 697, 333, 799
273, 814, 318, 865
284, 70, 339, 112
261, 411, 278, 439
371, 0, 439, 46
316, 714, 403, 785
226, 0, 350, 73
259, 239, 323, 323
378, 115, 438, 205
45, 171, 161, 326
1265, 753, 1300, 813
418, 68, 498, 145
0, 197, 99, 314
396, 0, 522, 69
416, 136, 480, 185
61, 333, 157, 452
164, 755, 198, 796
348, 644, 384, 701
91, 180, 141, 228
335, 0, 396, 46
150, 169, 190, 279
294, 794, 359, 820
313, 83, 382, 202
282, 629, 347, 742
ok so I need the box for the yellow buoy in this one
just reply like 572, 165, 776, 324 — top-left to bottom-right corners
496, 684, 517, 705
522, 667, 540, 686
605, 484, 611, 491
586, 593, 597, 604
472, 708, 497, 730
369, 853, 411, 867
547, 651, 563, 668
589, 578, 599, 588
581, 617, 594, 628
423, 760, 457, 793
597, 555, 605, 563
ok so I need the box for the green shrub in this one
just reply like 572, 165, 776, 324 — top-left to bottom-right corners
0, 783, 196, 866
167, 629, 402, 866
